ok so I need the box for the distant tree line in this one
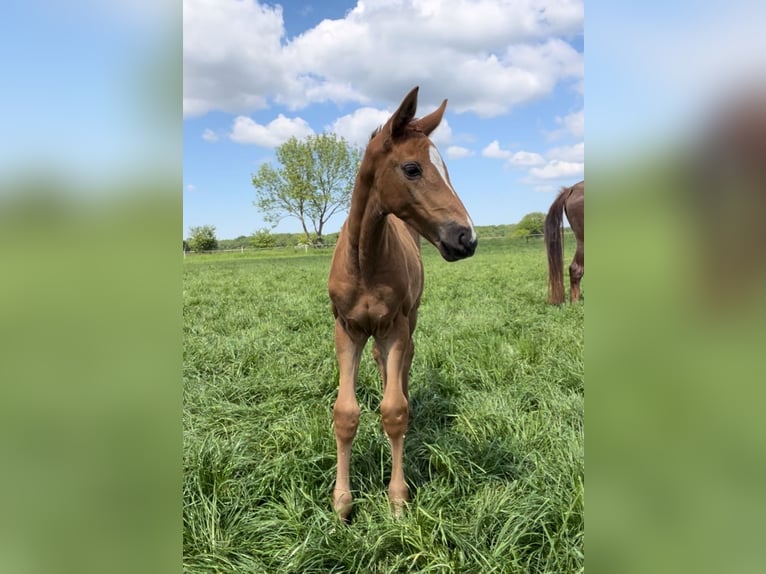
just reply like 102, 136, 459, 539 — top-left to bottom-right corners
216, 229, 341, 251
184, 225, 342, 253
184, 221, 572, 253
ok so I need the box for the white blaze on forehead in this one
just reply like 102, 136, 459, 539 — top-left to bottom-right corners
428, 144, 477, 242
428, 145, 456, 196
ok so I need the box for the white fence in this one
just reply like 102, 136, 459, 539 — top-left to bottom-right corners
182, 234, 559, 257
183, 243, 336, 257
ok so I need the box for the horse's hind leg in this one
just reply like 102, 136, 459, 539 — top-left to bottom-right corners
569, 242, 584, 302
373, 342, 386, 387
401, 308, 418, 403
332, 320, 364, 520
401, 338, 414, 402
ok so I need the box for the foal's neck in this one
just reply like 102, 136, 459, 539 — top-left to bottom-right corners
345, 177, 389, 280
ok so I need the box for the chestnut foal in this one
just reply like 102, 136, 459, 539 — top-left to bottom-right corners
328, 87, 477, 519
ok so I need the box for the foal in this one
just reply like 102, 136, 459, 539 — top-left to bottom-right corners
328, 87, 477, 519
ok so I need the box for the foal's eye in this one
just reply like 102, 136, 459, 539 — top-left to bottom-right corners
401, 162, 422, 179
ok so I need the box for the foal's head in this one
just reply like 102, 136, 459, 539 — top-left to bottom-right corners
361, 86, 477, 261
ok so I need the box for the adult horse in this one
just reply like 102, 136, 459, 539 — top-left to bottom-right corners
328, 87, 477, 520
544, 180, 584, 304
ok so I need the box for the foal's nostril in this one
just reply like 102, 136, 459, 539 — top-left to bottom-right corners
440, 223, 477, 260
459, 229, 477, 250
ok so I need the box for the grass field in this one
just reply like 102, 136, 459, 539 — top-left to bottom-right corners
183, 236, 584, 573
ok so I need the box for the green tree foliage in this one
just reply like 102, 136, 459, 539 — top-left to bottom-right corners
514, 212, 546, 237
474, 224, 518, 238
187, 225, 218, 252
251, 228, 277, 248
217, 236, 251, 250
251, 133, 362, 246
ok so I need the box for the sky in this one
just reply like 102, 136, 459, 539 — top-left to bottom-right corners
183, 0, 584, 239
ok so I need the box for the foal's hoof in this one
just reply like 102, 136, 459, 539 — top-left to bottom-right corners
333, 490, 354, 522
390, 499, 408, 520
388, 484, 409, 519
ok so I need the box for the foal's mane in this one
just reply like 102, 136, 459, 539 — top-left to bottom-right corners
368, 119, 424, 142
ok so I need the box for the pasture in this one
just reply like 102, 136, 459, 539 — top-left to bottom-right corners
183, 236, 584, 573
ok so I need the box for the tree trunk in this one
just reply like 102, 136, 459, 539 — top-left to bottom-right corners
300, 219, 311, 245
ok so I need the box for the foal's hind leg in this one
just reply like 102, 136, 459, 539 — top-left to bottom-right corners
401, 339, 414, 403
569, 242, 584, 302
401, 308, 418, 404
332, 320, 364, 520
373, 342, 387, 387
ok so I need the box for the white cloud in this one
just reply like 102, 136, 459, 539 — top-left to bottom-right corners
509, 150, 546, 166
186, 184, 197, 192
202, 128, 218, 142
229, 114, 315, 147
287, 20, 583, 116
546, 141, 584, 162
329, 107, 392, 148
561, 109, 584, 137
183, 0, 289, 116
482, 140, 544, 166
184, 0, 584, 117
484, 137, 582, 183
529, 159, 584, 179
482, 139, 583, 184
446, 145, 473, 159
482, 140, 512, 159
549, 109, 584, 139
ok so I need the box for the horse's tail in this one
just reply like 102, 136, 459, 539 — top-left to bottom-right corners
545, 187, 568, 304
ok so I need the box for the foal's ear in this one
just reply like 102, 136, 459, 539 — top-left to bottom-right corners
389, 86, 419, 139
416, 99, 447, 136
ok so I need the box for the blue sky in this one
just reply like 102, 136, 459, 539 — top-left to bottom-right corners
183, 0, 584, 239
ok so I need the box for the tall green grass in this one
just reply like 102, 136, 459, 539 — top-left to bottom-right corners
183, 237, 583, 573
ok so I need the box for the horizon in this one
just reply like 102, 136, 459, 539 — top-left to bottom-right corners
191, 216, 565, 242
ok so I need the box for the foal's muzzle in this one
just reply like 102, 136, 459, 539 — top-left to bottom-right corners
438, 223, 477, 261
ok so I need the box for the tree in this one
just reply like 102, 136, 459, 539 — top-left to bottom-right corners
187, 225, 218, 252
251, 227, 277, 248
514, 212, 546, 238
251, 133, 362, 246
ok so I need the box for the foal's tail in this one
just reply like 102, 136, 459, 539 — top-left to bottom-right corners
544, 187, 568, 304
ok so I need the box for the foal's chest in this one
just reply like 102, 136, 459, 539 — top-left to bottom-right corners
334, 286, 408, 337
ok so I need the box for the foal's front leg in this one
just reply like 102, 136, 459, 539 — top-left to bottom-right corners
377, 318, 411, 517
332, 320, 364, 520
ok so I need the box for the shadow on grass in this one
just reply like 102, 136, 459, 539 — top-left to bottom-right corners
341, 365, 522, 516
